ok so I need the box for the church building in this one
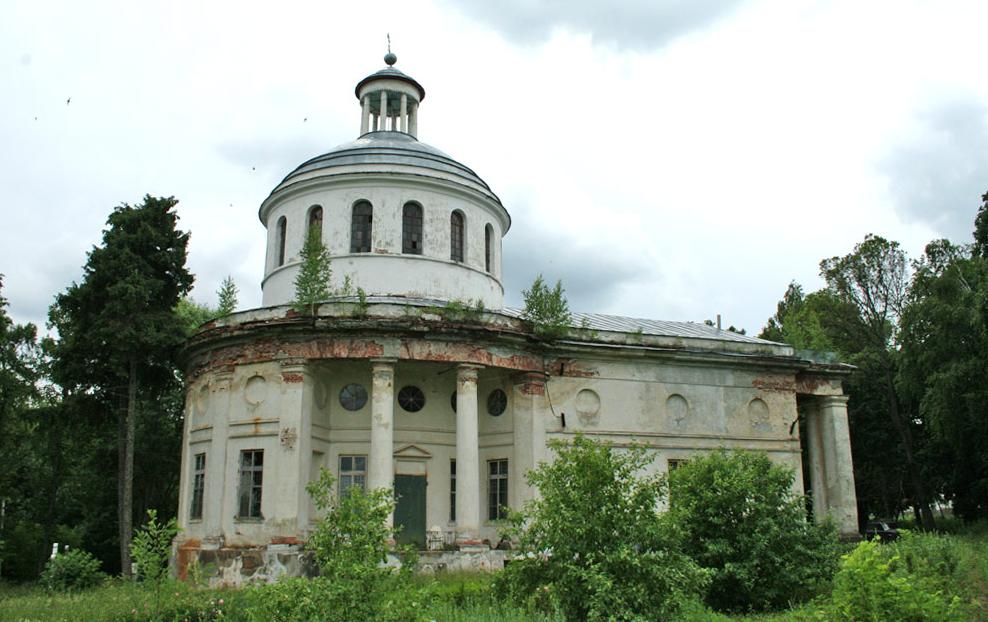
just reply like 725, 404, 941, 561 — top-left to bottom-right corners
174, 53, 858, 585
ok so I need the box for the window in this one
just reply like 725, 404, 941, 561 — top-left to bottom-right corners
190, 453, 205, 520
307, 205, 323, 243
488, 459, 508, 520
450, 211, 464, 262
484, 224, 493, 273
402, 202, 423, 255
237, 450, 264, 519
339, 455, 367, 497
668, 459, 688, 472
487, 389, 507, 417
398, 385, 426, 412
450, 459, 456, 522
339, 383, 368, 411
350, 201, 373, 253
275, 216, 287, 267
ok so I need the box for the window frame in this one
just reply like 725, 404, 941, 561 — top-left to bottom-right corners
339, 454, 367, 498
236, 449, 264, 520
487, 458, 508, 521
450, 210, 465, 262
484, 224, 493, 273
350, 201, 373, 253
402, 202, 423, 255
307, 205, 323, 243
450, 459, 456, 523
190, 452, 206, 521
275, 216, 287, 267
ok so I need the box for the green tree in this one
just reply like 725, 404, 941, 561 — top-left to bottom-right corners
665, 450, 839, 613
216, 275, 238, 316
48, 195, 193, 576
292, 229, 332, 316
821, 234, 936, 530
521, 275, 571, 340
175, 297, 214, 336
497, 434, 708, 621
973, 190, 988, 258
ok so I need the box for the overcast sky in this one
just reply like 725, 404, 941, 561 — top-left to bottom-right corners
2, 0, 987, 335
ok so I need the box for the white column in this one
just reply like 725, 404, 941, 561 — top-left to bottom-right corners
274, 360, 315, 532
455, 364, 483, 546
379, 91, 388, 133
804, 401, 828, 524
360, 95, 370, 134
399, 93, 408, 133
369, 359, 396, 528
408, 102, 418, 138
512, 372, 547, 508
820, 395, 858, 536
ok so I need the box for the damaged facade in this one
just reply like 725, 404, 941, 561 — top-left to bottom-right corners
174, 54, 858, 586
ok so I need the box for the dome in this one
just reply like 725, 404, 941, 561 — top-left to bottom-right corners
354, 67, 425, 101
268, 131, 506, 216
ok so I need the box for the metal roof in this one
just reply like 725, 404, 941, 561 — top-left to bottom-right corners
355, 67, 426, 100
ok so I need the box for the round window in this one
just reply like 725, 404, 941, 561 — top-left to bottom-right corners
487, 389, 507, 417
339, 383, 367, 411
450, 390, 457, 413
398, 386, 426, 412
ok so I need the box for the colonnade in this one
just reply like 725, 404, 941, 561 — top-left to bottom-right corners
360, 91, 418, 137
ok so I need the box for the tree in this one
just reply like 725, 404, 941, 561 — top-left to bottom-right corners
48, 195, 193, 576
759, 281, 804, 342
665, 450, 839, 613
216, 275, 238, 316
497, 434, 708, 620
973, 191, 988, 258
292, 229, 332, 316
821, 234, 936, 530
521, 274, 571, 340
175, 297, 214, 336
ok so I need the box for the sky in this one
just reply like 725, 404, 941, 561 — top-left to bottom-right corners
2, 0, 987, 335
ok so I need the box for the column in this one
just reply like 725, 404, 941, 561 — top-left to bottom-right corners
276, 359, 315, 533
369, 359, 396, 527
512, 372, 547, 508
820, 395, 858, 536
399, 94, 407, 133
408, 102, 418, 138
360, 96, 370, 134
803, 401, 828, 524
455, 364, 483, 546
379, 91, 388, 133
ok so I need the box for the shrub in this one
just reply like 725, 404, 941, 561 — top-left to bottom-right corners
40, 548, 106, 591
496, 434, 708, 621
521, 275, 571, 340
826, 537, 966, 621
130, 509, 179, 585
664, 449, 840, 612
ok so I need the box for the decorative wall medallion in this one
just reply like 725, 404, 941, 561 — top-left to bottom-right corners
666, 394, 689, 427
340, 383, 368, 411
748, 397, 771, 431
575, 389, 600, 425
398, 386, 426, 412
280, 426, 298, 449
244, 375, 268, 406
487, 389, 508, 417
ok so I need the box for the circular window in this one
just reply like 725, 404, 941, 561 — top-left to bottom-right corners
450, 390, 457, 413
339, 383, 368, 411
398, 386, 426, 412
487, 389, 507, 417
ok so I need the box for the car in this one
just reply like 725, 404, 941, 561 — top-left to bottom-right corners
863, 521, 900, 542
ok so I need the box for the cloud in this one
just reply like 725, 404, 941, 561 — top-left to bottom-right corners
442, 0, 746, 51
880, 97, 988, 243
500, 207, 642, 312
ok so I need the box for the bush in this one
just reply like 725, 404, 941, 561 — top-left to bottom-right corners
521, 275, 571, 340
130, 509, 179, 584
40, 548, 106, 591
664, 449, 840, 612
496, 434, 708, 621
826, 537, 967, 621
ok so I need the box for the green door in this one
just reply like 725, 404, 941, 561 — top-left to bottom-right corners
394, 474, 427, 549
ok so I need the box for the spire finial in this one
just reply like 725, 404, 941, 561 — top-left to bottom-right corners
384, 34, 397, 66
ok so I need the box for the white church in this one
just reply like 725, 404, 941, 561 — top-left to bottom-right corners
174, 53, 858, 584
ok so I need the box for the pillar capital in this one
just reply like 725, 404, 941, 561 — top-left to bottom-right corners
371, 357, 397, 372
457, 363, 483, 381
819, 395, 850, 409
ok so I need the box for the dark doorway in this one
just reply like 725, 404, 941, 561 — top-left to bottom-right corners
394, 474, 427, 549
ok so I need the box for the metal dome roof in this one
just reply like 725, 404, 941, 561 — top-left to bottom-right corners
354, 66, 425, 101
277, 131, 503, 207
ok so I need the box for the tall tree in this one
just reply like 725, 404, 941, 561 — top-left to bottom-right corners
973, 191, 988, 258
292, 228, 332, 316
821, 235, 936, 530
49, 196, 192, 575
216, 275, 238, 316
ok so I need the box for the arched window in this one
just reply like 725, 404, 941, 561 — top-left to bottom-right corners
276, 216, 287, 267
402, 202, 423, 255
307, 205, 323, 243
450, 210, 465, 262
350, 201, 373, 253
484, 224, 494, 273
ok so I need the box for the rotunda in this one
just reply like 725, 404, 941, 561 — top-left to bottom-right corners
174, 54, 860, 585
